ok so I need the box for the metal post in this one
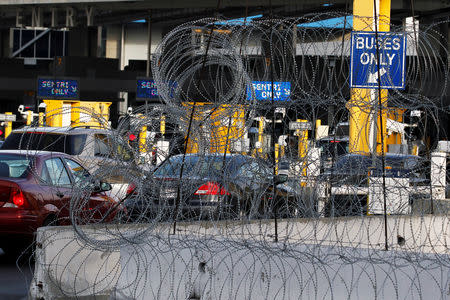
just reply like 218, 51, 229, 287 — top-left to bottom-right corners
145, 12, 152, 127
146, 11, 152, 78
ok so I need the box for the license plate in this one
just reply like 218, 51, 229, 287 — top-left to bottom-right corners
160, 188, 177, 199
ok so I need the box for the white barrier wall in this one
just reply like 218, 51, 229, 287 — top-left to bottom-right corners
30, 226, 121, 300
30, 215, 450, 299
114, 237, 449, 300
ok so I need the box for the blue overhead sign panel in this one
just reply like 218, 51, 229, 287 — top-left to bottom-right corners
247, 81, 291, 101
350, 32, 406, 89
37, 78, 79, 99
136, 78, 177, 100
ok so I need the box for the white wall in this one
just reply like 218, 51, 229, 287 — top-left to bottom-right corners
106, 22, 163, 69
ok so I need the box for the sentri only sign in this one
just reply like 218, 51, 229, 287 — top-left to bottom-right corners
350, 32, 406, 89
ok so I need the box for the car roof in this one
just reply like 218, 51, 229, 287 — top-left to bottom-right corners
317, 136, 350, 142
12, 126, 111, 134
169, 153, 251, 159
0, 149, 68, 157
338, 153, 420, 162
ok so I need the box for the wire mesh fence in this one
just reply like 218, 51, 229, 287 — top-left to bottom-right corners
3, 13, 449, 299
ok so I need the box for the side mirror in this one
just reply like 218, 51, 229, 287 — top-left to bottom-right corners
92, 182, 112, 193
274, 174, 288, 184
100, 182, 112, 192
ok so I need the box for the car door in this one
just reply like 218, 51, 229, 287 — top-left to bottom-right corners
41, 156, 73, 224
64, 158, 115, 222
235, 160, 271, 213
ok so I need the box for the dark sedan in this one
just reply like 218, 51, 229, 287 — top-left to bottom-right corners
322, 153, 429, 216
0, 150, 122, 254
122, 154, 295, 222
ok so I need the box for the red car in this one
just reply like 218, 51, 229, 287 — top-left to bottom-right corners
0, 150, 123, 253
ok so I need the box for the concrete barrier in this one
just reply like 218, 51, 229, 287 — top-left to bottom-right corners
30, 215, 450, 299
30, 226, 121, 300
114, 237, 449, 300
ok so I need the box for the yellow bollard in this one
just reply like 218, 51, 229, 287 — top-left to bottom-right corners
160, 115, 166, 137
38, 112, 45, 127
315, 119, 321, 140
296, 119, 309, 186
258, 116, 264, 155
25, 111, 33, 126
5, 112, 12, 138
139, 125, 147, 153
275, 143, 279, 175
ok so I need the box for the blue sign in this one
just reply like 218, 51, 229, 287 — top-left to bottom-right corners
350, 32, 406, 89
37, 78, 79, 99
136, 79, 177, 100
247, 81, 291, 101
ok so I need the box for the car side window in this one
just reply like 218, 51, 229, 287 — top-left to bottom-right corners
94, 134, 110, 157
65, 159, 91, 184
237, 163, 253, 178
43, 158, 72, 187
237, 161, 268, 180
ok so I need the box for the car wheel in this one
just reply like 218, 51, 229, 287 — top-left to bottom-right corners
42, 215, 58, 227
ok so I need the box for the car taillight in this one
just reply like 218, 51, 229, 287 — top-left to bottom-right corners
10, 187, 27, 208
126, 183, 136, 195
194, 182, 229, 196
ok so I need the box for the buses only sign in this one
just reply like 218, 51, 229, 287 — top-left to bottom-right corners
350, 32, 406, 89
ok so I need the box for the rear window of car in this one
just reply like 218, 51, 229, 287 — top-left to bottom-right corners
0, 154, 32, 178
154, 156, 241, 178
335, 155, 372, 173
2, 132, 87, 155
334, 155, 423, 175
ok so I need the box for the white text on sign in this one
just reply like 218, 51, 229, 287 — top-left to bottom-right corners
355, 36, 401, 66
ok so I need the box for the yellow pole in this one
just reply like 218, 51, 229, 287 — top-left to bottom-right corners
160, 115, 166, 136
275, 143, 279, 175
376, 0, 390, 154
5, 112, 12, 138
26, 111, 33, 126
38, 112, 44, 127
296, 119, 308, 186
139, 125, 147, 153
315, 119, 321, 140
258, 116, 264, 155
350, 0, 390, 155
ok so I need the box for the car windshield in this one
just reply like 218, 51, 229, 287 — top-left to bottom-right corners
317, 140, 349, 158
0, 154, 32, 178
153, 155, 240, 178
334, 155, 422, 174
94, 134, 134, 161
2, 132, 87, 155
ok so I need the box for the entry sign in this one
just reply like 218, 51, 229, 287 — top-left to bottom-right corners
247, 81, 291, 101
37, 78, 79, 99
136, 79, 177, 100
350, 32, 406, 89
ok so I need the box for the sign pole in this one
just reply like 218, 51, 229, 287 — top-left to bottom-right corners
350, 0, 391, 155
145, 11, 152, 114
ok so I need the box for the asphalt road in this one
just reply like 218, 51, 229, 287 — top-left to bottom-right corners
0, 248, 33, 300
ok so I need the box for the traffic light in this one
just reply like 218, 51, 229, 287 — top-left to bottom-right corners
128, 131, 139, 150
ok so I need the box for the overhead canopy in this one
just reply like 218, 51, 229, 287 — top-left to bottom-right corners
0, 0, 447, 28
